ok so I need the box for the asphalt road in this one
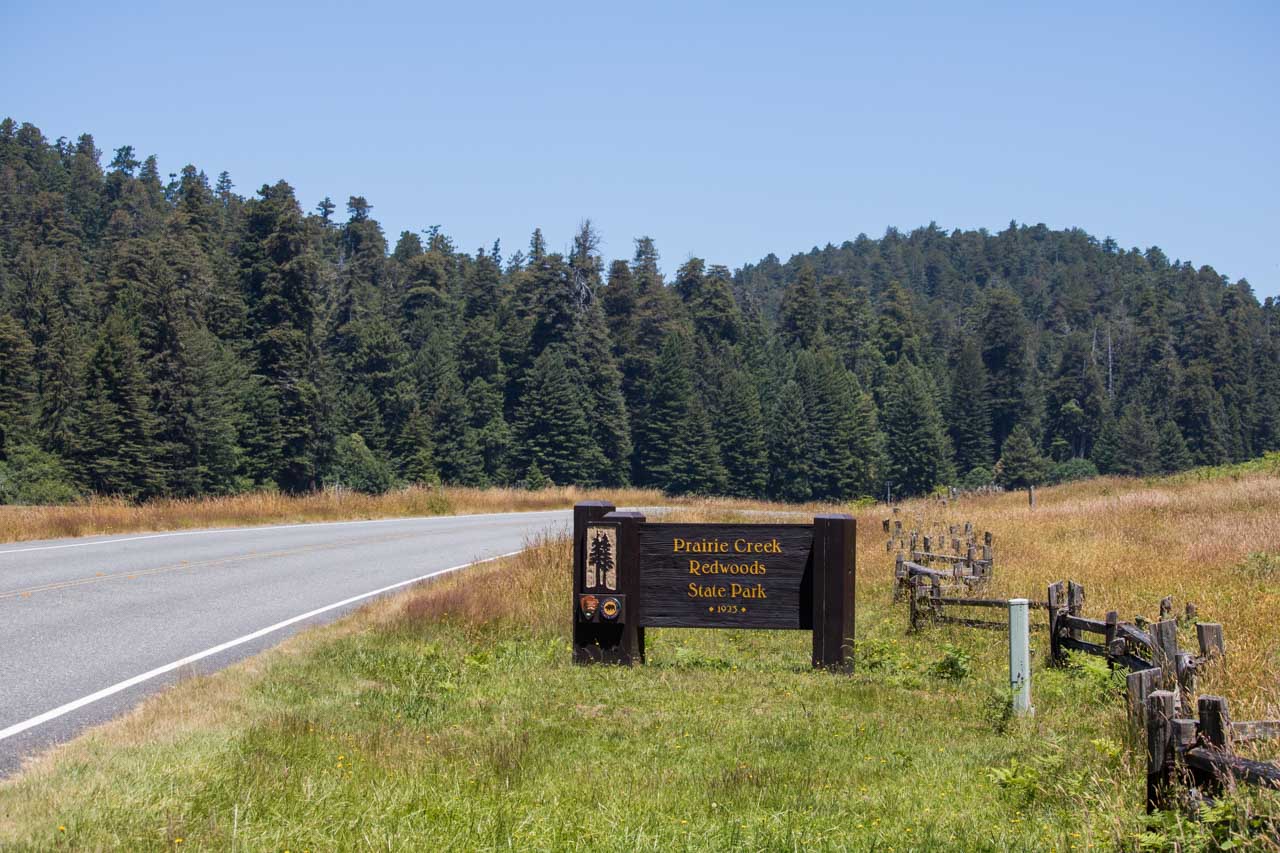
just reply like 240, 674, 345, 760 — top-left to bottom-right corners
0, 509, 574, 775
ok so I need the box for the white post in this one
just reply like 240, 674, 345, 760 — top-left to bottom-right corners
1009, 598, 1033, 716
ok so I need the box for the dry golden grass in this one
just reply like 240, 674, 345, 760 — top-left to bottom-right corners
0, 485, 669, 544
865, 471, 1280, 718
2, 469, 1278, 849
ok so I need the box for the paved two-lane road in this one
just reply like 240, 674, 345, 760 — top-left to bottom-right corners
0, 510, 575, 774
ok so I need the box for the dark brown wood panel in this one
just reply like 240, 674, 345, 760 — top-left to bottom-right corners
637, 522, 813, 628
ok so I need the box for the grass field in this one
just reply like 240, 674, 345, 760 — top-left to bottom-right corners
0, 485, 655, 544
1, 463, 1278, 850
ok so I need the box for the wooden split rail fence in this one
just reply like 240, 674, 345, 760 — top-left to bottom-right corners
884, 514, 995, 601
1145, 692, 1280, 813
890, 534, 1279, 819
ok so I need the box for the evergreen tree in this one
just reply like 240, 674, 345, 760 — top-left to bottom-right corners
948, 338, 992, 475
779, 263, 821, 350
396, 404, 439, 485
881, 363, 955, 496
766, 380, 813, 502
66, 312, 157, 498
1112, 402, 1160, 476
637, 334, 725, 494
979, 286, 1032, 453
513, 345, 599, 485
717, 369, 769, 498
996, 423, 1048, 488
0, 314, 36, 453
239, 181, 325, 492
1157, 419, 1193, 474
1176, 365, 1230, 466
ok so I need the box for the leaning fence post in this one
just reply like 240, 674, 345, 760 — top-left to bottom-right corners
1009, 598, 1033, 716
1146, 690, 1177, 813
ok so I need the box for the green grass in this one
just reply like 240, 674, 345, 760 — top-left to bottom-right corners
0, 587, 1142, 849
3, 514, 1277, 851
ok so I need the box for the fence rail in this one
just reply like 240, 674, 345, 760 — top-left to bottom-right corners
1147, 692, 1280, 813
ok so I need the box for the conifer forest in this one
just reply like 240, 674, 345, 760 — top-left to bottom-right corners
2, 118, 1278, 504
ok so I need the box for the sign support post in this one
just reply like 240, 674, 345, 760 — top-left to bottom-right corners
812, 513, 856, 670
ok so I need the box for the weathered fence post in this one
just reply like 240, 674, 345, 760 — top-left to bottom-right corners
1197, 695, 1231, 750
1147, 690, 1177, 812
1009, 598, 1033, 716
1104, 610, 1119, 666
1127, 668, 1160, 729
1046, 581, 1065, 665
1028, 485, 1036, 508
1152, 620, 1179, 693
1196, 623, 1224, 660
1067, 581, 1085, 642
1175, 652, 1196, 697
908, 575, 920, 632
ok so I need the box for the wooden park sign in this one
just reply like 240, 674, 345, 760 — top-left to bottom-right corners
572, 502, 855, 669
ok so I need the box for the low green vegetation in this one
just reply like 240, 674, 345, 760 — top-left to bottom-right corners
3, 537, 1270, 852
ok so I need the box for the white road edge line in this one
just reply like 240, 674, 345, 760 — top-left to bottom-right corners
0, 548, 525, 742
0, 510, 571, 556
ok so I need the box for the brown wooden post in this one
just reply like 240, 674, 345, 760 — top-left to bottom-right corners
1104, 611, 1119, 666
573, 500, 615, 663
1159, 595, 1173, 622
1047, 581, 1065, 665
1128, 668, 1159, 729
607, 510, 646, 665
1028, 485, 1036, 507
1196, 623, 1224, 659
1147, 690, 1177, 812
1197, 695, 1231, 750
1152, 620, 1179, 692
812, 514, 856, 670
894, 552, 906, 602
909, 575, 920, 632
1175, 652, 1195, 697
1067, 581, 1085, 642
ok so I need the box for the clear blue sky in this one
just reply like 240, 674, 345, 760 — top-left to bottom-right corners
5, 1, 1278, 297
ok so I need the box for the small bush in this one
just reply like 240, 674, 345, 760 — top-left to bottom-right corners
0, 443, 80, 505
1047, 457, 1099, 485
328, 433, 396, 494
1236, 551, 1280, 579
522, 463, 551, 491
854, 637, 903, 674
929, 643, 972, 681
981, 688, 1014, 734
959, 466, 993, 490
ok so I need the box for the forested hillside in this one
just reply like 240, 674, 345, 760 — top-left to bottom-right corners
2, 118, 1278, 503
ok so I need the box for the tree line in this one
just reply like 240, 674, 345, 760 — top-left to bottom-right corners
1, 118, 1278, 504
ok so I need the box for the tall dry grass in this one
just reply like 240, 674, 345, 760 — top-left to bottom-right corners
866, 471, 1280, 718
0, 485, 666, 544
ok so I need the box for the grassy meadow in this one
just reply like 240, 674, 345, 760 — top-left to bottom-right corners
1, 463, 1279, 850
0, 485, 661, 545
